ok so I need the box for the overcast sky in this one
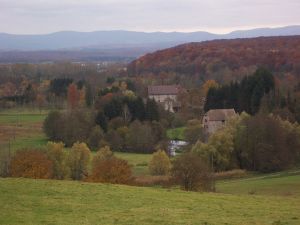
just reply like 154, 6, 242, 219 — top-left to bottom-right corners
0, 0, 300, 34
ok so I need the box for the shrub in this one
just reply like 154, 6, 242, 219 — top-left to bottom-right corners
46, 141, 69, 179
184, 120, 205, 144
151, 121, 167, 143
116, 126, 129, 149
43, 111, 64, 141
10, 149, 53, 179
134, 175, 171, 187
92, 146, 114, 169
172, 152, 214, 192
68, 142, 91, 180
90, 156, 132, 184
235, 114, 300, 172
62, 110, 95, 146
171, 114, 186, 128
88, 126, 104, 150
108, 117, 127, 130
148, 150, 171, 175
105, 129, 123, 151
214, 169, 247, 180
44, 110, 94, 147
95, 111, 108, 132
192, 130, 235, 172
125, 120, 155, 153
145, 98, 160, 121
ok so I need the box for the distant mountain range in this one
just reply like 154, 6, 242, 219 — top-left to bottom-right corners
0, 25, 300, 63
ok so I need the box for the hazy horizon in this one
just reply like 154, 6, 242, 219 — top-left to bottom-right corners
1, 0, 299, 35
0, 24, 299, 36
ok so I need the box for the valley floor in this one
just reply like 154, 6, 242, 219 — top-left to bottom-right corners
1, 109, 300, 224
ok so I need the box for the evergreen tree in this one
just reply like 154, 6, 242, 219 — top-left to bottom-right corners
204, 68, 275, 115
95, 111, 108, 132
145, 99, 160, 121
127, 97, 145, 121
85, 83, 93, 107
103, 97, 123, 120
250, 81, 264, 114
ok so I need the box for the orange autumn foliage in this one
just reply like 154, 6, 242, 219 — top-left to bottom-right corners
10, 150, 53, 179
128, 36, 300, 85
90, 156, 132, 184
67, 83, 79, 109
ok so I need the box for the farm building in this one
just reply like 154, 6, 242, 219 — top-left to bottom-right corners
203, 109, 236, 136
148, 85, 182, 112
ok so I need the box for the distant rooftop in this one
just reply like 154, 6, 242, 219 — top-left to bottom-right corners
205, 109, 236, 121
148, 85, 180, 95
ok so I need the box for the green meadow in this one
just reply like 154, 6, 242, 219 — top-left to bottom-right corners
0, 175, 299, 225
0, 110, 48, 151
217, 170, 300, 197
0, 113, 47, 125
114, 152, 152, 176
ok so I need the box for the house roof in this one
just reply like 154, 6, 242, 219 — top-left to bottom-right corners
205, 109, 236, 121
148, 85, 180, 95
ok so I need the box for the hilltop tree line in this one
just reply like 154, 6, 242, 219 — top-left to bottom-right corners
128, 36, 300, 86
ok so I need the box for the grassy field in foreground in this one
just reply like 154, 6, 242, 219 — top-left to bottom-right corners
0, 178, 299, 225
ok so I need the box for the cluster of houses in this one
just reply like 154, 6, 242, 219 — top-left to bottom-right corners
148, 84, 236, 138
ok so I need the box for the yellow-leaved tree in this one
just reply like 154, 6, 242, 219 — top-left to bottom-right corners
148, 150, 171, 175
68, 142, 91, 180
46, 141, 69, 180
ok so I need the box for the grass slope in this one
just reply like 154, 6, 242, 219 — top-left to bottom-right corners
217, 170, 300, 197
0, 178, 299, 225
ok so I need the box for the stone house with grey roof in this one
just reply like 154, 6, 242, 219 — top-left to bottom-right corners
203, 109, 236, 137
148, 85, 182, 112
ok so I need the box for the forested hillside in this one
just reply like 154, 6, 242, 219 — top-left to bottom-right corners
128, 36, 300, 86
